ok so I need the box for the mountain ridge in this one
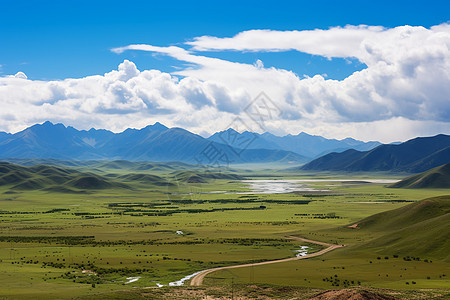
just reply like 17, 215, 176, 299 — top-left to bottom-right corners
301, 134, 450, 173
207, 128, 381, 158
0, 122, 306, 164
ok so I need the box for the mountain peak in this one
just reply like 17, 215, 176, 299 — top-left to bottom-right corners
139, 122, 168, 132
42, 121, 54, 126
225, 128, 239, 134
152, 122, 168, 130
29, 121, 66, 132
39, 121, 67, 129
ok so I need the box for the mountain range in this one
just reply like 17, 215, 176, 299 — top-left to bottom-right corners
0, 121, 384, 165
0, 121, 306, 164
2, 122, 448, 171
208, 128, 381, 158
301, 134, 450, 173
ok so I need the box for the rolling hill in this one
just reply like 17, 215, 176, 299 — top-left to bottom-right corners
351, 195, 450, 261
0, 121, 306, 164
0, 161, 246, 191
301, 134, 450, 172
118, 173, 172, 186
0, 162, 130, 192
170, 170, 244, 183
2, 158, 200, 173
389, 163, 450, 188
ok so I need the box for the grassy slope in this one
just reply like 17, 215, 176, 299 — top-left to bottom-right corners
0, 162, 173, 191
170, 170, 244, 183
349, 195, 450, 261
356, 195, 450, 231
360, 213, 450, 261
389, 163, 450, 189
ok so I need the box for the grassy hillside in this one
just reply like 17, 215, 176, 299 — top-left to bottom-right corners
0, 161, 245, 191
3, 158, 201, 173
361, 213, 450, 261
352, 195, 450, 261
0, 162, 128, 192
389, 163, 450, 189
118, 173, 171, 186
171, 170, 244, 183
356, 195, 450, 230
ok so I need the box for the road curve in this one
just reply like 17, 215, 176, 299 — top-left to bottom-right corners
190, 236, 344, 286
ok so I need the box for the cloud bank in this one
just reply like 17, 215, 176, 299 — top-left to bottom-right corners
1, 24, 449, 143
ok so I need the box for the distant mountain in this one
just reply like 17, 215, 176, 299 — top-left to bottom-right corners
0, 122, 306, 164
301, 134, 450, 172
208, 128, 381, 159
0, 121, 114, 160
0, 131, 11, 144
389, 163, 450, 189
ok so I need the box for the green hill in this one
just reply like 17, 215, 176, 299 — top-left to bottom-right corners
66, 175, 117, 189
356, 196, 450, 231
12, 178, 48, 190
0, 161, 245, 191
3, 158, 201, 173
389, 163, 450, 189
361, 213, 450, 261
171, 170, 244, 183
0, 162, 128, 192
119, 173, 171, 186
351, 195, 450, 261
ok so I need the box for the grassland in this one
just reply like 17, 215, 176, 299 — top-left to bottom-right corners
0, 162, 449, 299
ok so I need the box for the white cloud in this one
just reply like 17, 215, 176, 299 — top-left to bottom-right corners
0, 60, 250, 136
14, 72, 28, 79
187, 25, 385, 59
114, 24, 450, 125
1, 24, 449, 144
5, 71, 28, 79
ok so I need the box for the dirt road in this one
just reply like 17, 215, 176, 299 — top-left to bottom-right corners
190, 236, 344, 286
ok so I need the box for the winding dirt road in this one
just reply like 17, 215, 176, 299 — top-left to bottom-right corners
190, 236, 344, 286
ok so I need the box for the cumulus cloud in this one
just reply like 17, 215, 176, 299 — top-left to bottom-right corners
114, 23, 450, 125
0, 60, 250, 135
1, 24, 450, 143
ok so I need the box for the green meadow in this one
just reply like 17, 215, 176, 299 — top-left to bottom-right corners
0, 162, 449, 299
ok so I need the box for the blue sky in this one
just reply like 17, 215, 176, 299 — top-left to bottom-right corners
2, 0, 448, 80
1, 0, 449, 142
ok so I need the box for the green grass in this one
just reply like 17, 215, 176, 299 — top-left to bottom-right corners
207, 253, 450, 289
0, 162, 449, 298
390, 163, 450, 188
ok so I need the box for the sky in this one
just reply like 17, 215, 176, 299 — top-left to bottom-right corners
1, 0, 449, 143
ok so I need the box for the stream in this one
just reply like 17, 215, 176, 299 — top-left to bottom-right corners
153, 245, 310, 287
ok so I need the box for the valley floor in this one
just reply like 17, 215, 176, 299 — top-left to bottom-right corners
0, 167, 449, 299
